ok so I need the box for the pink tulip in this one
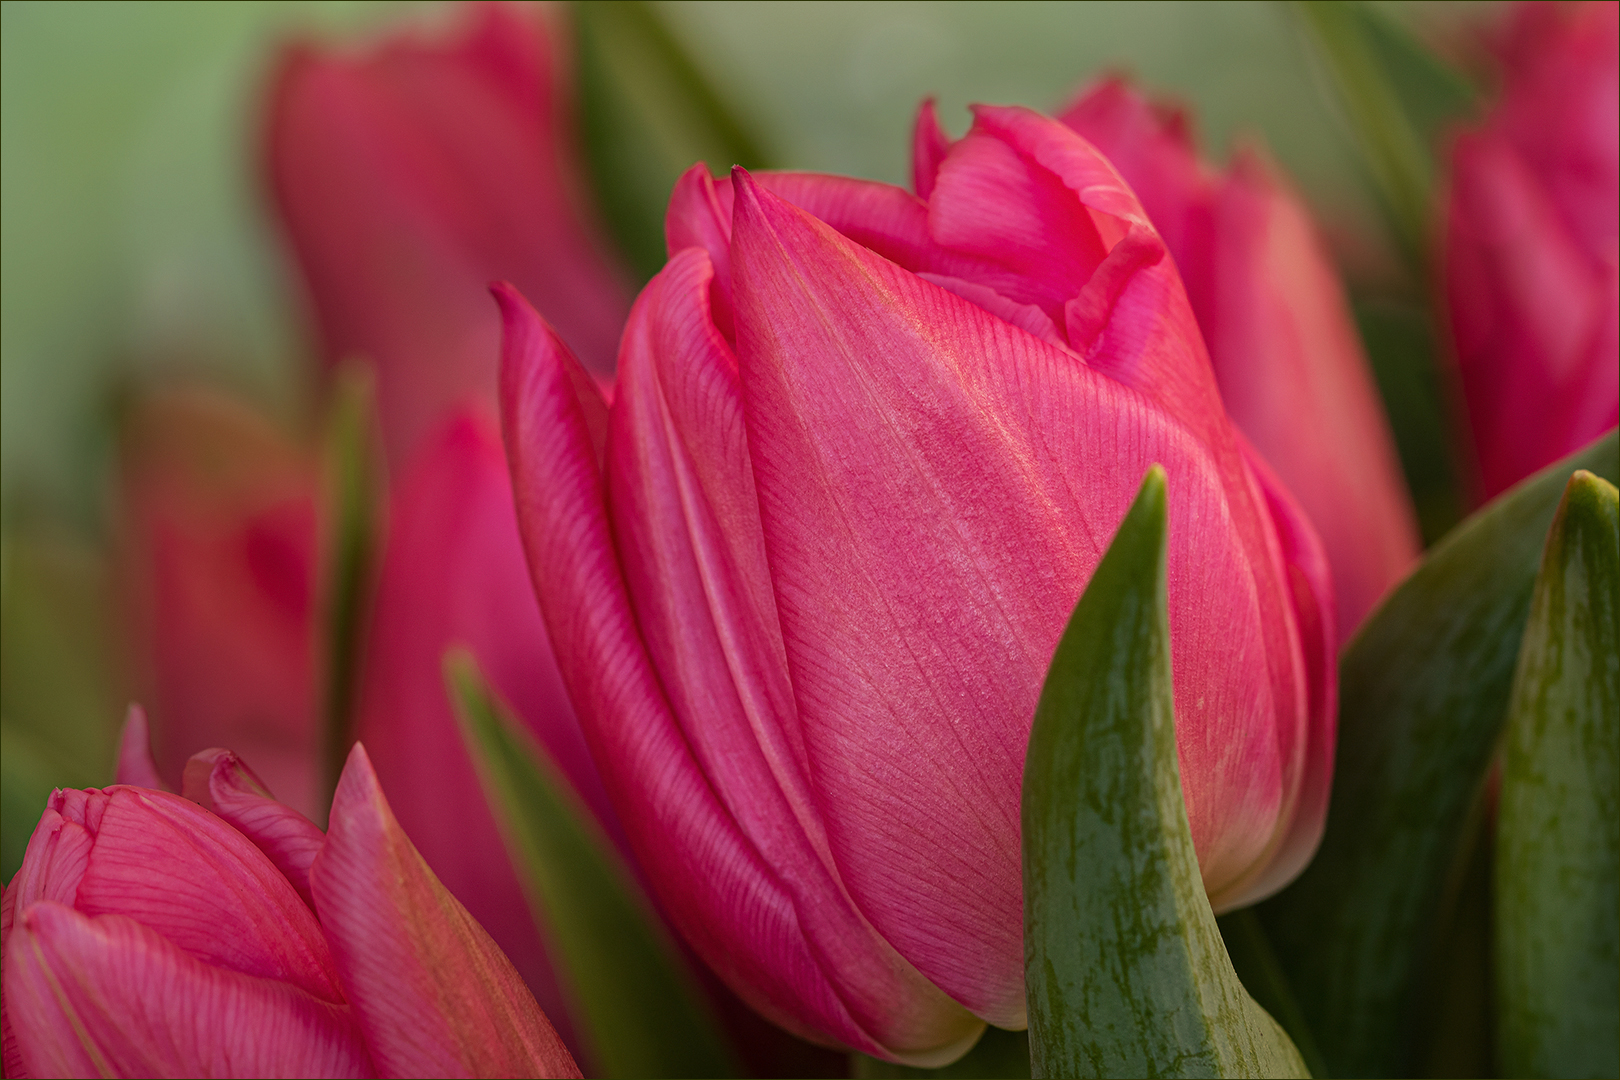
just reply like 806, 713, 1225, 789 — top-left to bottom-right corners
1, 734, 579, 1079
267, 1, 632, 465
113, 388, 622, 1063
115, 388, 322, 820
498, 105, 1335, 1062
1442, 0, 1619, 499
1053, 78, 1420, 636
352, 404, 621, 1051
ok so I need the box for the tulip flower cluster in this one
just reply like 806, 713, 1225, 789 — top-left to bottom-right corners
2, 2, 1615, 1079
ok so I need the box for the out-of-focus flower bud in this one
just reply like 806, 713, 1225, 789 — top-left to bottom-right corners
1442, 0, 1619, 499
267, 2, 632, 464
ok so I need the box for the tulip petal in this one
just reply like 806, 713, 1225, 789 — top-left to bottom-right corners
180, 748, 325, 910
497, 284, 981, 1065
6, 902, 371, 1079
1446, 130, 1618, 497
63, 787, 344, 1004
114, 705, 167, 791
312, 744, 579, 1079
2, 883, 23, 1080
609, 247, 980, 1057
730, 170, 1305, 1021
267, 1, 630, 463
353, 407, 612, 1052
911, 98, 952, 200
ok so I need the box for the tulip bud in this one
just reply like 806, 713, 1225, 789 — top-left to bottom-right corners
267, 1, 632, 464
2, 743, 580, 1078
499, 104, 1335, 1064
1441, 0, 1619, 500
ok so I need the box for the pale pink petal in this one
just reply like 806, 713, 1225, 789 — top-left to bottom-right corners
354, 405, 617, 1054
608, 248, 979, 1058
911, 98, 952, 200
497, 284, 980, 1064
6, 902, 371, 1079
311, 744, 579, 1079
114, 706, 168, 791
730, 171, 1301, 1020
180, 748, 325, 910
67, 787, 343, 1003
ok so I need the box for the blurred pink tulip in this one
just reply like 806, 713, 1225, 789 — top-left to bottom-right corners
1443, 0, 1619, 499
267, 1, 632, 465
499, 104, 1335, 1062
116, 389, 322, 820
352, 404, 620, 1049
1, 733, 579, 1079
1054, 78, 1420, 636
113, 390, 616, 1064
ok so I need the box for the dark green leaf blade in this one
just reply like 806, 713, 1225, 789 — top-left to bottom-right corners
319, 362, 383, 812
572, 0, 772, 282
446, 651, 737, 1079
1258, 430, 1620, 1078
1023, 466, 1307, 1079
1495, 470, 1619, 1078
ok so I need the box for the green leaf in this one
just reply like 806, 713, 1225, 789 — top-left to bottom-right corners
571, 0, 772, 282
853, 1026, 1030, 1079
1257, 430, 1620, 1078
1291, 1, 1476, 271
1023, 466, 1308, 1080
1494, 470, 1619, 1079
1216, 910, 1328, 1080
446, 651, 737, 1079
319, 362, 382, 813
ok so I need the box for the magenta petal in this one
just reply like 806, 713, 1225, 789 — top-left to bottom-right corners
65, 787, 343, 1004
498, 284, 979, 1063
115, 706, 168, 791
311, 744, 579, 1079
266, 1, 630, 463
729, 170, 1302, 1019
608, 248, 979, 1058
6, 902, 372, 1079
911, 98, 952, 200
180, 748, 326, 910
353, 406, 615, 1055
2, 883, 22, 1080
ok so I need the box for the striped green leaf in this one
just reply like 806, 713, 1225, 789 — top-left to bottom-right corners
1023, 466, 1307, 1079
1495, 470, 1619, 1078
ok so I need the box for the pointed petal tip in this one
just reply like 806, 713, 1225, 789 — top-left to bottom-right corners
115, 705, 167, 791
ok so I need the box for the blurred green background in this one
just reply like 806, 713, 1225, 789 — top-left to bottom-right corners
0, 0, 1495, 878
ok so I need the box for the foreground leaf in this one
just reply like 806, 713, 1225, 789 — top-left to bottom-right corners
1258, 430, 1620, 1077
1023, 466, 1307, 1079
1495, 470, 1619, 1078
447, 652, 736, 1079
